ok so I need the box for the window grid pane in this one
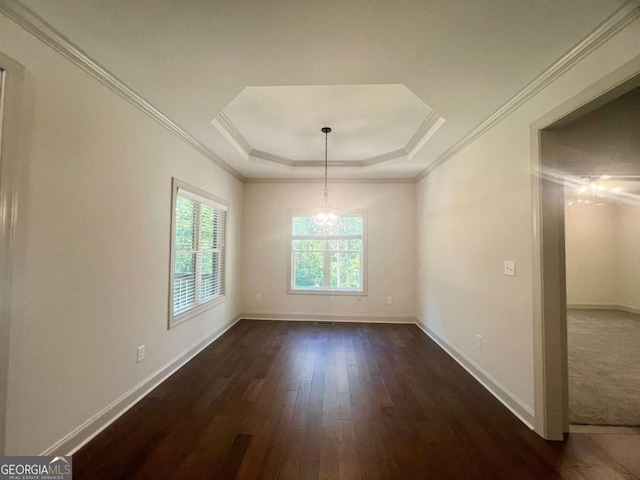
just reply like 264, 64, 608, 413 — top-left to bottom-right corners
174, 251, 196, 312
330, 252, 361, 289
294, 251, 325, 288
175, 197, 196, 250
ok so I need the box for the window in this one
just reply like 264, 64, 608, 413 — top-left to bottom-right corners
289, 212, 366, 294
170, 180, 227, 327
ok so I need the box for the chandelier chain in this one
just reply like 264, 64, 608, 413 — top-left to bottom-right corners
324, 129, 328, 194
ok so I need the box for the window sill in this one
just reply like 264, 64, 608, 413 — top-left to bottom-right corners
169, 295, 227, 329
288, 289, 367, 296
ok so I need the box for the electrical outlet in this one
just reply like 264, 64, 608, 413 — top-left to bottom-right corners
387, 296, 393, 305
137, 345, 145, 363
504, 260, 516, 276
476, 334, 482, 349
256, 293, 262, 301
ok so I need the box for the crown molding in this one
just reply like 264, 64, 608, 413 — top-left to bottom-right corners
406, 111, 445, 160
244, 177, 417, 184
414, 0, 640, 182
361, 149, 407, 166
6, 0, 632, 185
213, 100, 442, 169
250, 150, 356, 168
250, 149, 295, 167
0, 0, 245, 182
249, 150, 388, 168
212, 112, 252, 158
250, 149, 406, 168
287, 160, 365, 168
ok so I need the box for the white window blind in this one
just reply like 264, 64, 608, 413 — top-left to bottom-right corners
170, 182, 227, 327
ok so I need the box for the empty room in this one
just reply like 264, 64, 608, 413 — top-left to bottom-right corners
543, 86, 640, 431
1, 1, 640, 479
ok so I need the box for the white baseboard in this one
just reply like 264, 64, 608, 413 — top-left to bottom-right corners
41, 313, 242, 456
414, 319, 535, 429
239, 312, 417, 324
567, 303, 640, 315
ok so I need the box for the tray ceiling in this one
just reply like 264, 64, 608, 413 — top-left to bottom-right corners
9, 0, 631, 179
213, 84, 444, 168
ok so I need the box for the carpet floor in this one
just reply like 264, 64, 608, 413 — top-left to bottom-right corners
568, 309, 640, 426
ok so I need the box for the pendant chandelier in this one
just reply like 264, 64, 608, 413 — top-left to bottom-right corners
314, 127, 338, 224
567, 175, 621, 206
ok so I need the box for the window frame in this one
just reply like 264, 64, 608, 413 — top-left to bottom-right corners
288, 209, 367, 296
169, 178, 228, 328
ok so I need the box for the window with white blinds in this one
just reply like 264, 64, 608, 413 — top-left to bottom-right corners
170, 180, 227, 327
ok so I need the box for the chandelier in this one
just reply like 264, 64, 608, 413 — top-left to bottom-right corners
567, 176, 621, 206
314, 127, 338, 224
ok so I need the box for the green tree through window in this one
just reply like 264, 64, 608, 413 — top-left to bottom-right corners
291, 214, 365, 293
171, 182, 227, 327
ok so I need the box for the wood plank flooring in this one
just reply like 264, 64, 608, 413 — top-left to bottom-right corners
73, 320, 640, 479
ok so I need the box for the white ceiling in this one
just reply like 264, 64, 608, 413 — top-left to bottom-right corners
14, 0, 629, 179
214, 84, 441, 167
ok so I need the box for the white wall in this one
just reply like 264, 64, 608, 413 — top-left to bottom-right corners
241, 182, 416, 321
565, 204, 619, 306
566, 202, 640, 310
617, 203, 640, 310
1, 14, 242, 455
553, 85, 640, 311
416, 19, 640, 419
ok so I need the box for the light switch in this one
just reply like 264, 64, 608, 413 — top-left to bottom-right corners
137, 345, 145, 363
504, 260, 516, 276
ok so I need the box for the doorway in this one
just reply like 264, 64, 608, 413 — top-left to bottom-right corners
563, 173, 640, 427
533, 69, 640, 439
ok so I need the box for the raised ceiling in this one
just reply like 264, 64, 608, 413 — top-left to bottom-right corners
213, 84, 443, 169
7, 0, 632, 179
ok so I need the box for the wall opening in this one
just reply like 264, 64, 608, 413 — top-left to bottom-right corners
533, 68, 640, 440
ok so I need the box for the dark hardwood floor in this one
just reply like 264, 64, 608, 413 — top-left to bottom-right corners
73, 320, 640, 479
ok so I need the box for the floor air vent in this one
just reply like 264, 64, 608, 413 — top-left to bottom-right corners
315, 321, 335, 326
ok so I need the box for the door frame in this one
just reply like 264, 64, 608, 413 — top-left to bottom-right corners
530, 56, 640, 440
0, 51, 25, 455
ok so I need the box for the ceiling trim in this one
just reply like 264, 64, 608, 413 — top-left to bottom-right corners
3, 0, 637, 184
0, 0, 246, 182
250, 149, 293, 167
211, 112, 252, 158
249, 150, 363, 168
361, 149, 407, 166
406, 111, 446, 160
244, 177, 417, 184
212, 110, 444, 168
415, 0, 640, 182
